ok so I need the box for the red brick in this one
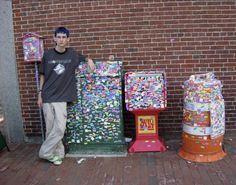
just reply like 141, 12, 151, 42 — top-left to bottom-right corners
12, 0, 236, 137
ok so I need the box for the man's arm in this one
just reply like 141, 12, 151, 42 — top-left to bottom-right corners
87, 58, 95, 72
37, 74, 44, 108
78, 53, 95, 72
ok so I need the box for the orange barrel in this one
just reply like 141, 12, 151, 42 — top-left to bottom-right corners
178, 72, 226, 162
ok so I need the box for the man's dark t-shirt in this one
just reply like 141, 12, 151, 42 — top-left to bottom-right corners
39, 48, 85, 103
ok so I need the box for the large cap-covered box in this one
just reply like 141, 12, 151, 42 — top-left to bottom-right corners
66, 61, 126, 156
124, 71, 167, 153
178, 72, 226, 162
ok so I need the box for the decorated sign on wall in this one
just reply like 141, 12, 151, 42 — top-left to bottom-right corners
23, 32, 44, 62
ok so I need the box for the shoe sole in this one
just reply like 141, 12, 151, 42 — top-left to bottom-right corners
53, 160, 63, 165
48, 156, 63, 163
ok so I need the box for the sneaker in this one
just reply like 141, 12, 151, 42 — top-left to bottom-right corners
53, 158, 63, 166
48, 155, 59, 163
48, 155, 63, 165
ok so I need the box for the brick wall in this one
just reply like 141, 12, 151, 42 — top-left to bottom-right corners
12, 0, 236, 139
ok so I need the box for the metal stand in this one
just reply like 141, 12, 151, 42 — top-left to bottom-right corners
128, 109, 166, 153
35, 62, 45, 141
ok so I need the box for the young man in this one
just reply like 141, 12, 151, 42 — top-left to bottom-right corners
37, 27, 95, 165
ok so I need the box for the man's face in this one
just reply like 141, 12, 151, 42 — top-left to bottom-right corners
54, 33, 69, 47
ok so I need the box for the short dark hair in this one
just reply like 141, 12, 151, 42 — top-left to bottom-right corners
54, 27, 70, 37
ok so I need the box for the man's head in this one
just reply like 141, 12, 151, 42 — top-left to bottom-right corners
54, 27, 70, 50
54, 27, 70, 37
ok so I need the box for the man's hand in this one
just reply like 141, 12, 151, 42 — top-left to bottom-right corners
87, 58, 96, 72
37, 93, 43, 108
